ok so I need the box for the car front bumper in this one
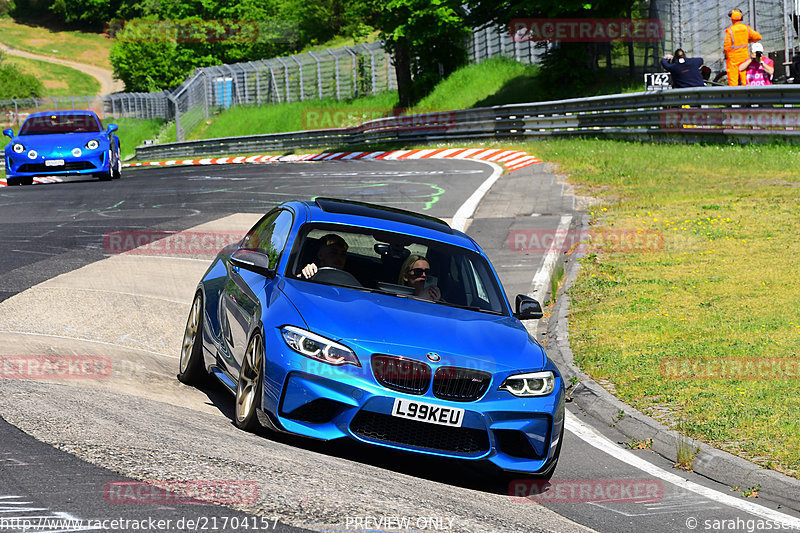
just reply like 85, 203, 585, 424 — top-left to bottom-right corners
5, 151, 109, 178
264, 333, 565, 475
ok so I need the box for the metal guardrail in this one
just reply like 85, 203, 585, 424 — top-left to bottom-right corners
134, 86, 800, 160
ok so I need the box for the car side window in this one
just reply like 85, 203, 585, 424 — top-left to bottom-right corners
241, 210, 294, 270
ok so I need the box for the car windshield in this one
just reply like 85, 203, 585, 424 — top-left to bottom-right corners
287, 224, 509, 315
20, 114, 101, 135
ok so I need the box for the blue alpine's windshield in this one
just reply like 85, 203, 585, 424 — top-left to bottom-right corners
20, 114, 101, 135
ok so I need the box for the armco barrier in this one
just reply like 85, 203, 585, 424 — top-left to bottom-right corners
134, 86, 800, 160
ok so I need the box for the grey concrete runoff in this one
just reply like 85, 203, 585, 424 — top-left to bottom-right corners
545, 213, 800, 511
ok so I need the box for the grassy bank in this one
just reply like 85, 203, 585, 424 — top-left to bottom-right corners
4, 54, 100, 97
524, 139, 800, 477
0, 17, 111, 69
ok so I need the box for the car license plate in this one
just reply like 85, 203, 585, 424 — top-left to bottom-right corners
391, 398, 464, 427
45, 159, 65, 167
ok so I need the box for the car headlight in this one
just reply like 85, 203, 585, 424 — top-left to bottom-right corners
499, 371, 555, 397
85, 139, 99, 150
280, 325, 360, 367
12, 143, 24, 153
72, 148, 82, 157
28, 150, 38, 160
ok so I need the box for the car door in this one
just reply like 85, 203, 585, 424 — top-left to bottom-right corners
219, 209, 294, 380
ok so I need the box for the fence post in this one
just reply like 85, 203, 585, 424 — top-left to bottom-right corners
345, 47, 358, 99
327, 49, 341, 100
277, 57, 290, 102
291, 55, 304, 101
370, 50, 377, 95
168, 93, 181, 142
308, 51, 323, 99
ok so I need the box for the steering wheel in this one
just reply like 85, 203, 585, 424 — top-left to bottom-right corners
310, 267, 363, 288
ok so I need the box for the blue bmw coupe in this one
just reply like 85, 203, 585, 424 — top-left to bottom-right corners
179, 198, 564, 477
3, 110, 121, 186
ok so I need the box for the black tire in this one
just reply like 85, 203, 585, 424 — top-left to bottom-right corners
7, 177, 33, 186
112, 148, 122, 179
235, 332, 264, 432
178, 291, 207, 385
97, 149, 114, 181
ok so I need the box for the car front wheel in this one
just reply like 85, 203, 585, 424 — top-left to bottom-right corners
177, 291, 207, 385
235, 332, 264, 432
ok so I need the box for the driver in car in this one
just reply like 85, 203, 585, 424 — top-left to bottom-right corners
299, 233, 348, 279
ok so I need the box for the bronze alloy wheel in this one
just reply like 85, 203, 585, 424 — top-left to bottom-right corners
177, 292, 206, 384
235, 333, 264, 431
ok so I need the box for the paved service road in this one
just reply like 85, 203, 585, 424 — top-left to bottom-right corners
0, 160, 798, 533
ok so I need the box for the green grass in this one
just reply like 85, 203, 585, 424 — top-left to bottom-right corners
183, 92, 400, 141
519, 138, 800, 478
5, 54, 99, 97
108, 117, 166, 159
0, 17, 112, 69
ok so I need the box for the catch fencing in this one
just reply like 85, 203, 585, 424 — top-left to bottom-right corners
134, 85, 800, 160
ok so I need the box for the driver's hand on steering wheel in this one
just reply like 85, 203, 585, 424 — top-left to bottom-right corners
299, 263, 318, 279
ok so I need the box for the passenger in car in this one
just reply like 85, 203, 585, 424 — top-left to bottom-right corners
399, 254, 441, 301
299, 234, 349, 279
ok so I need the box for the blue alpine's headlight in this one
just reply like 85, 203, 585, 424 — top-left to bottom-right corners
85, 139, 99, 150
280, 326, 360, 367
499, 371, 555, 397
27, 150, 37, 160
12, 143, 25, 153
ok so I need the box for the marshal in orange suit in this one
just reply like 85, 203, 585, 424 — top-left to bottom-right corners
724, 9, 762, 85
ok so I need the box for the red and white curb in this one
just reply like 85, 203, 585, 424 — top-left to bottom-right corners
0, 176, 63, 187
123, 148, 542, 173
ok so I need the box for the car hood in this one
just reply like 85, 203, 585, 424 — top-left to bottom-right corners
279, 278, 545, 373
13, 133, 108, 151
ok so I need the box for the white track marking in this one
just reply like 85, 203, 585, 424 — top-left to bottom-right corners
566, 411, 800, 527
528, 214, 572, 303
450, 162, 504, 232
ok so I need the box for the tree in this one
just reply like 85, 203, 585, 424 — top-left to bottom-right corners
371, 0, 469, 106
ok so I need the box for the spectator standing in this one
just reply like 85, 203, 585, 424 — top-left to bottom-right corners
661, 49, 705, 88
724, 9, 762, 86
738, 42, 774, 85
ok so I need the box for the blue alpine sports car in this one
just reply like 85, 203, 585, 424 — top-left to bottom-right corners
3, 110, 121, 186
179, 198, 565, 477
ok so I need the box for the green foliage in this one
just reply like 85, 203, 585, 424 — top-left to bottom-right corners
374, 0, 469, 105
0, 52, 44, 98
0, 0, 14, 15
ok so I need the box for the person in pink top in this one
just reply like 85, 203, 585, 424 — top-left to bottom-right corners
738, 42, 774, 85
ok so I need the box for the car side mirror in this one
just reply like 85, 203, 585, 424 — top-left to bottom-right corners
3, 128, 13, 138
107, 124, 118, 133
230, 249, 275, 278
514, 294, 543, 320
